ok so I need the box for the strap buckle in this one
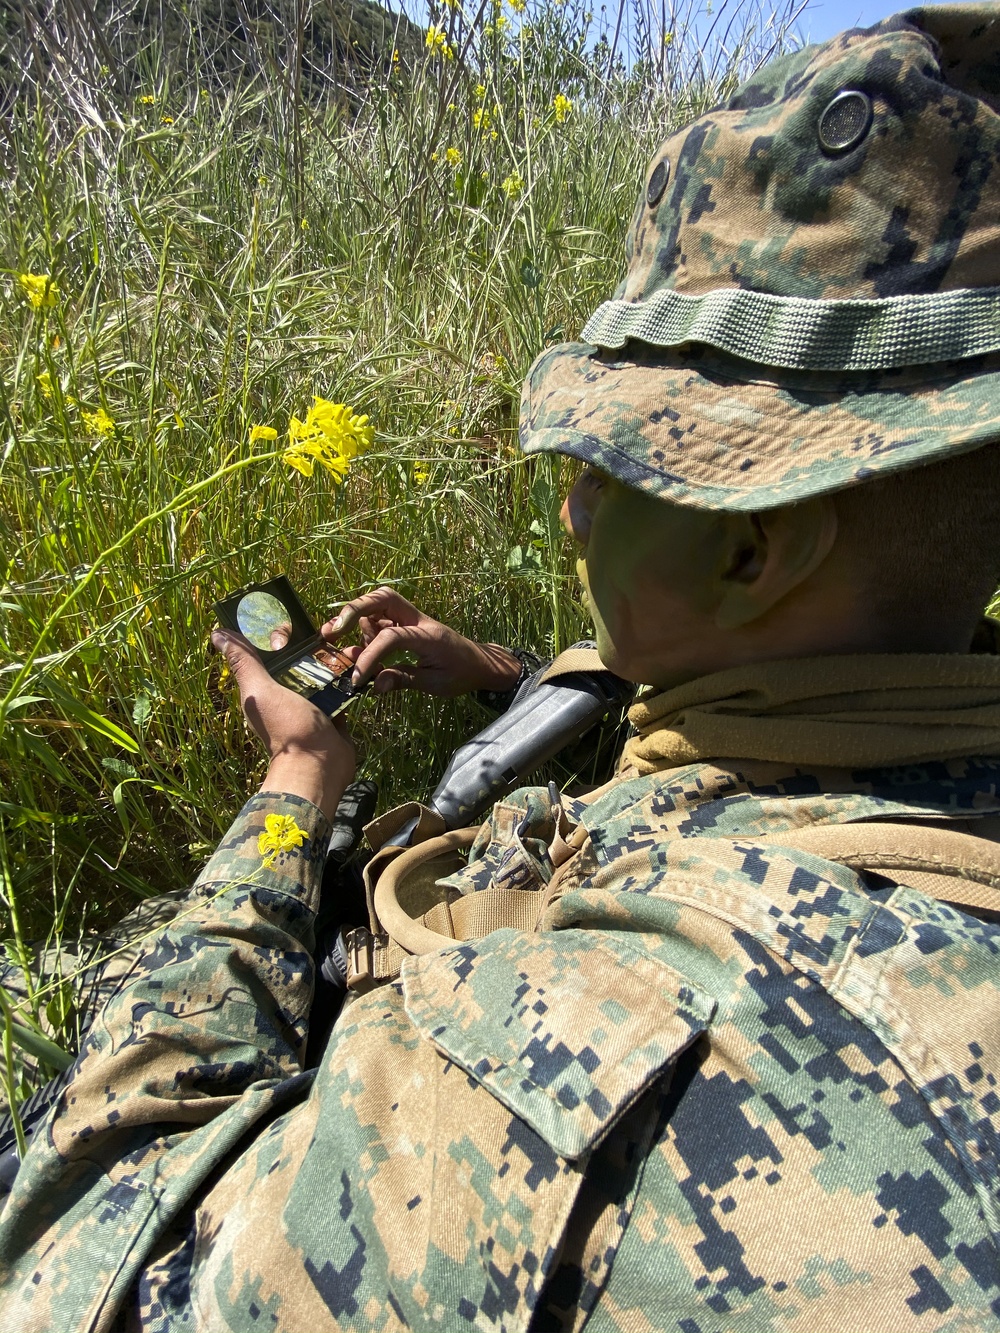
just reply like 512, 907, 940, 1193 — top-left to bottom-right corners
344, 926, 385, 993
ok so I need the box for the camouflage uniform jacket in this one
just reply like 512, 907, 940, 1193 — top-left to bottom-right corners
3, 758, 1000, 1332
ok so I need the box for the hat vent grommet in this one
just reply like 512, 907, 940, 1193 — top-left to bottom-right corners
817, 89, 873, 155
646, 158, 670, 207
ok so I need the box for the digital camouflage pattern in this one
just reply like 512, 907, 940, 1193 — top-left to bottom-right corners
4, 757, 1000, 1330
521, 5, 1000, 509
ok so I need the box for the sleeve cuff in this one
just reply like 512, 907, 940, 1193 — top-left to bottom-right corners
195, 791, 333, 907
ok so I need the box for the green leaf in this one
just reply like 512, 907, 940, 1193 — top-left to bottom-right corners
132, 693, 153, 734
6, 1020, 73, 1071
45, 982, 74, 1033
46, 683, 140, 753
520, 258, 541, 289
507, 544, 543, 572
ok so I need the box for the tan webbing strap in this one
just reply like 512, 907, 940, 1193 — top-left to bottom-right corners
423, 888, 545, 939
347, 816, 1000, 992
372, 830, 480, 955
763, 822, 1000, 912
346, 830, 550, 991
538, 646, 606, 683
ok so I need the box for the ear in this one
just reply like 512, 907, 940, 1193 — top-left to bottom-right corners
714, 497, 838, 631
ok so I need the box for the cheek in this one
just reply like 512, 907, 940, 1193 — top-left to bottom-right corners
584, 510, 645, 620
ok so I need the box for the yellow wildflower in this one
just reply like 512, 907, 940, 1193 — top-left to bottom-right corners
81, 406, 115, 436
431, 152, 440, 163
553, 92, 572, 123
258, 812, 308, 868
502, 170, 525, 198
284, 397, 375, 483
473, 105, 495, 134
474, 83, 486, 99
18, 273, 59, 310
663, 29, 674, 46
445, 146, 462, 167
413, 462, 430, 485
509, 0, 526, 10
250, 424, 278, 441
201, 88, 210, 97
391, 47, 400, 67
300, 217, 310, 230
139, 94, 156, 105
425, 25, 455, 58
160, 115, 174, 125
36, 370, 54, 399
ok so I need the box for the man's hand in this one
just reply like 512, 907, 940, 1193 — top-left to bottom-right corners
322, 588, 522, 697
212, 629, 356, 819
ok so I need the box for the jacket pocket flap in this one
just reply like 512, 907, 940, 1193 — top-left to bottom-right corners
402, 928, 715, 1159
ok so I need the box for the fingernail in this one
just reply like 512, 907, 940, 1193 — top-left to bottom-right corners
330, 615, 343, 631
351, 669, 362, 686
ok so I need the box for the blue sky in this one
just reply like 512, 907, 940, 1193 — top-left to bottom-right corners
398, 0, 965, 64
797, 0, 908, 43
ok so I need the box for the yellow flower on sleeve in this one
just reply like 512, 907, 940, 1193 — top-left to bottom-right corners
258, 813, 309, 868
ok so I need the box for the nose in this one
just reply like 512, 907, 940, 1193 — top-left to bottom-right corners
560, 475, 594, 546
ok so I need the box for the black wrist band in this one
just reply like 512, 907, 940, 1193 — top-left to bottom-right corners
474, 647, 544, 714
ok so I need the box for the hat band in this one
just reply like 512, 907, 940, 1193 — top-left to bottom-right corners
581, 285, 1000, 372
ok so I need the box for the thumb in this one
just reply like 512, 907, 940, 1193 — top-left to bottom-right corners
211, 629, 271, 690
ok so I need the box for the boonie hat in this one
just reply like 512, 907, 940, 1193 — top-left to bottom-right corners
520, 4, 1000, 509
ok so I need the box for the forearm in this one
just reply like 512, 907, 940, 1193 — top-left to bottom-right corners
47, 791, 331, 1166
261, 749, 349, 820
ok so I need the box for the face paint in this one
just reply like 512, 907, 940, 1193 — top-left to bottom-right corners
561, 467, 733, 687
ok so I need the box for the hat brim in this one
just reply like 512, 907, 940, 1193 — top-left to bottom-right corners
519, 341, 1000, 510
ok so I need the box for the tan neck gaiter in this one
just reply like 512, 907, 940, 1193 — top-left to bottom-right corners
619, 653, 1000, 778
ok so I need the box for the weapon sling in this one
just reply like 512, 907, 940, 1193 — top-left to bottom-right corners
347, 818, 1000, 991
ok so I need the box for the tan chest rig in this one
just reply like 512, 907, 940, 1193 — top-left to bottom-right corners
348, 791, 1000, 993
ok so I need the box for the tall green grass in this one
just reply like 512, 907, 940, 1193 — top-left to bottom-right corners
0, 0, 802, 1095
